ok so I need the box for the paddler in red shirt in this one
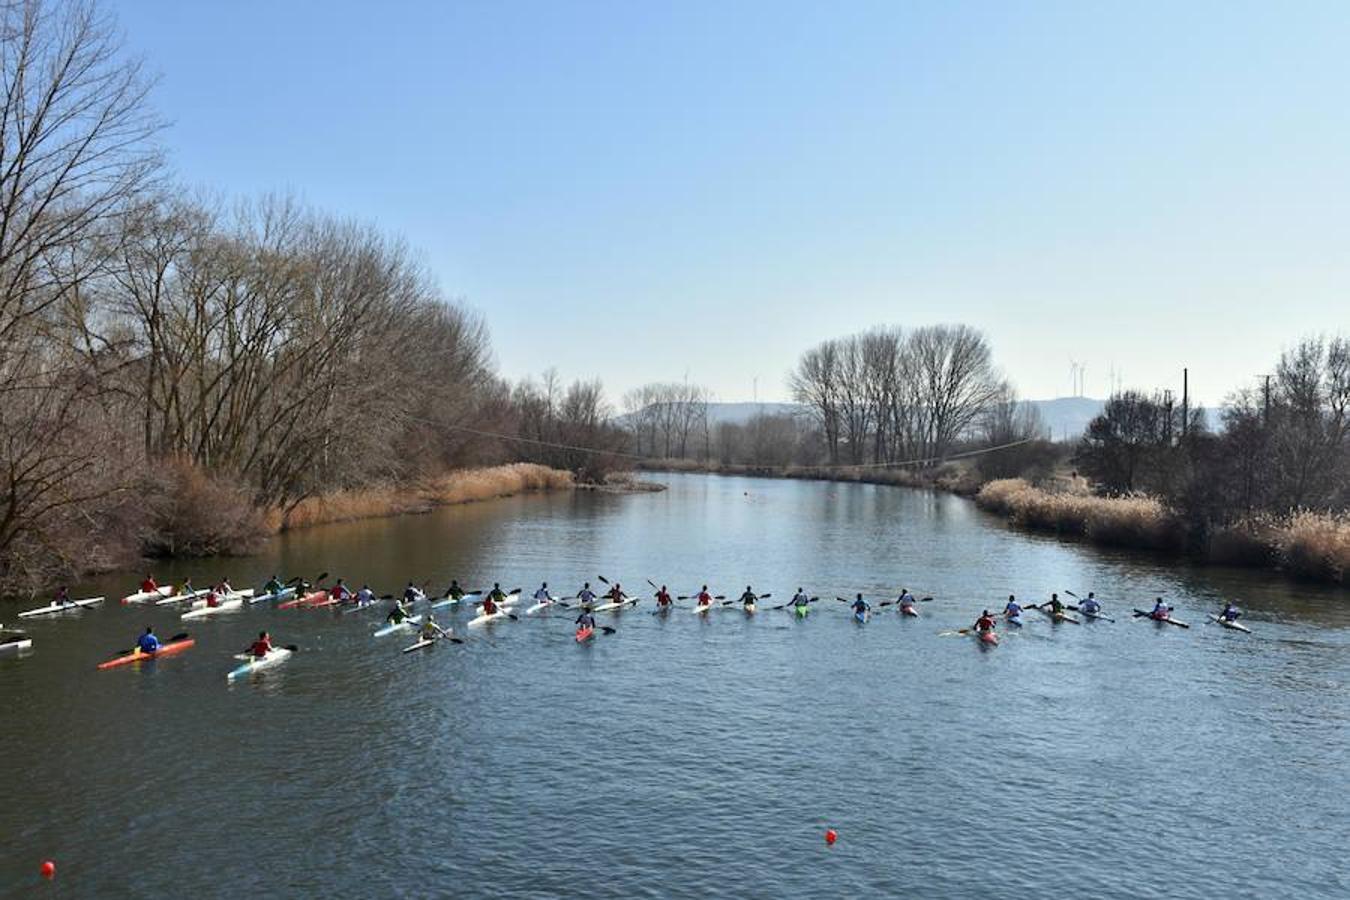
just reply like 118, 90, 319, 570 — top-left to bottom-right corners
654, 585, 672, 608
140, 575, 158, 593
249, 631, 273, 658
696, 585, 713, 608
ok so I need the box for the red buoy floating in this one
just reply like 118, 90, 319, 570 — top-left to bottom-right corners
825, 829, 838, 845
40, 860, 56, 879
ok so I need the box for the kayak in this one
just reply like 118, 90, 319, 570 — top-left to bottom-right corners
278, 589, 328, 610
0, 629, 32, 656
401, 635, 442, 653
899, 604, 918, 617
181, 594, 250, 620
473, 592, 520, 609
431, 591, 480, 611
1040, 607, 1080, 625
793, 604, 809, 618
653, 603, 674, 615
1135, 609, 1190, 628
19, 596, 105, 618
594, 597, 639, 613
744, 603, 757, 615
1208, 614, 1252, 633
226, 647, 292, 681
467, 606, 512, 628
374, 615, 422, 638
854, 610, 869, 624
1005, 614, 1023, 628
155, 588, 209, 606
978, 630, 999, 646
693, 603, 714, 615
524, 598, 561, 615
309, 590, 354, 609
249, 586, 297, 604
121, 585, 175, 605
97, 636, 195, 670
575, 626, 594, 642
1078, 608, 1109, 621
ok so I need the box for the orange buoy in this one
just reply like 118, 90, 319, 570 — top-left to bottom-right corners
825, 829, 837, 845
40, 860, 55, 879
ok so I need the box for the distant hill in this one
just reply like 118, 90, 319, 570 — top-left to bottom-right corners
679, 398, 1106, 441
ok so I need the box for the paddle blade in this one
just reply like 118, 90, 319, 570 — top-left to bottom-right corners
597, 575, 610, 584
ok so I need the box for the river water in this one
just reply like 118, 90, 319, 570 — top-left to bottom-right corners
2, 472, 1347, 898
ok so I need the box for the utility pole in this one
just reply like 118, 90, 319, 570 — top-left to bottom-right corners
1181, 368, 1188, 439
1163, 389, 1174, 445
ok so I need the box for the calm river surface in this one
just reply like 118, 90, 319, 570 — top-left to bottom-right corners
3, 472, 1348, 898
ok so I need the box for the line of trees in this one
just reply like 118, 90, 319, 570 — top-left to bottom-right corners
1074, 335, 1349, 537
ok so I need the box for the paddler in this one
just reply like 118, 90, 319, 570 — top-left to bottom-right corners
1150, 597, 1172, 620
602, 582, 625, 604
1003, 595, 1022, 617
262, 575, 285, 596
386, 598, 411, 625
137, 625, 161, 654
1043, 593, 1065, 615
654, 585, 673, 607
445, 579, 465, 601
851, 593, 870, 618
533, 582, 554, 605
329, 579, 353, 604
402, 581, 423, 605
481, 583, 507, 616
576, 582, 597, 608
790, 588, 810, 611
575, 607, 596, 633
248, 631, 273, 658
418, 613, 447, 642
739, 586, 758, 608
973, 610, 996, 635
1079, 592, 1101, 615
54, 586, 72, 606
695, 585, 713, 609
140, 574, 159, 593
355, 584, 377, 607
897, 588, 916, 613
1218, 600, 1241, 623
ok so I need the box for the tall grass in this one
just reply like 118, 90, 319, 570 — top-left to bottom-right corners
975, 478, 1183, 551
1278, 511, 1350, 584
270, 464, 574, 531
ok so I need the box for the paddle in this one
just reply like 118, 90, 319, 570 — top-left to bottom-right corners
771, 596, 819, 610
677, 594, 725, 601
646, 579, 660, 591
429, 623, 464, 645
1067, 604, 1116, 623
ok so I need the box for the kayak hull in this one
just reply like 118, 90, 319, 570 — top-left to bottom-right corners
978, 630, 999, 646
374, 615, 422, 638
98, 637, 195, 670
121, 586, 175, 605
227, 647, 292, 681
575, 626, 594, 642
431, 592, 480, 611
19, 596, 105, 618
900, 605, 918, 617
1209, 614, 1252, 633
0, 637, 33, 656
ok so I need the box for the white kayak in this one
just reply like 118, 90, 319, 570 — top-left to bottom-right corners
473, 591, 521, 609
249, 586, 297, 604
467, 607, 512, 628
226, 647, 293, 681
524, 597, 563, 615
692, 603, 715, 615
592, 597, 639, 613
1, 626, 32, 656
373, 615, 422, 638
1208, 614, 1252, 633
430, 591, 480, 611
181, 591, 255, 620
156, 588, 210, 606
121, 585, 175, 605
19, 596, 104, 618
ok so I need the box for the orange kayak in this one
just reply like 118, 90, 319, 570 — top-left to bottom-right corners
98, 636, 195, 670
978, 630, 999, 647
278, 589, 328, 610
575, 626, 594, 642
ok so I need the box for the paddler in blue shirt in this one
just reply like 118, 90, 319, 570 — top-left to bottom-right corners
1003, 595, 1023, 625
402, 581, 423, 605
137, 626, 161, 654
1150, 597, 1172, 620
576, 582, 597, 608
575, 608, 596, 631
1079, 592, 1101, 615
790, 588, 810, 611
1219, 601, 1241, 622
851, 594, 870, 619
897, 589, 916, 613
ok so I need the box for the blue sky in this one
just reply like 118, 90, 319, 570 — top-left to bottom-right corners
111, 0, 1350, 406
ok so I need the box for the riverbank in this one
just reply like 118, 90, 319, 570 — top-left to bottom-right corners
635, 458, 983, 494
975, 478, 1349, 585
267, 463, 576, 531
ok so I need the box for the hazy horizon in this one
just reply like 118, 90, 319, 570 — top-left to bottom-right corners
113, 0, 1350, 407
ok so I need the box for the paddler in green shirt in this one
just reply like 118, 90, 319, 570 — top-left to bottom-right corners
262, 575, 284, 596
445, 579, 466, 600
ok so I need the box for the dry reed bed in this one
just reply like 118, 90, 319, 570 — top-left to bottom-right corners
978, 479, 1350, 583
268, 464, 574, 531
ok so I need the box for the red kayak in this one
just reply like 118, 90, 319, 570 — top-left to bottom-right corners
97, 636, 195, 670
978, 630, 999, 646
575, 626, 594, 642
278, 589, 328, 610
